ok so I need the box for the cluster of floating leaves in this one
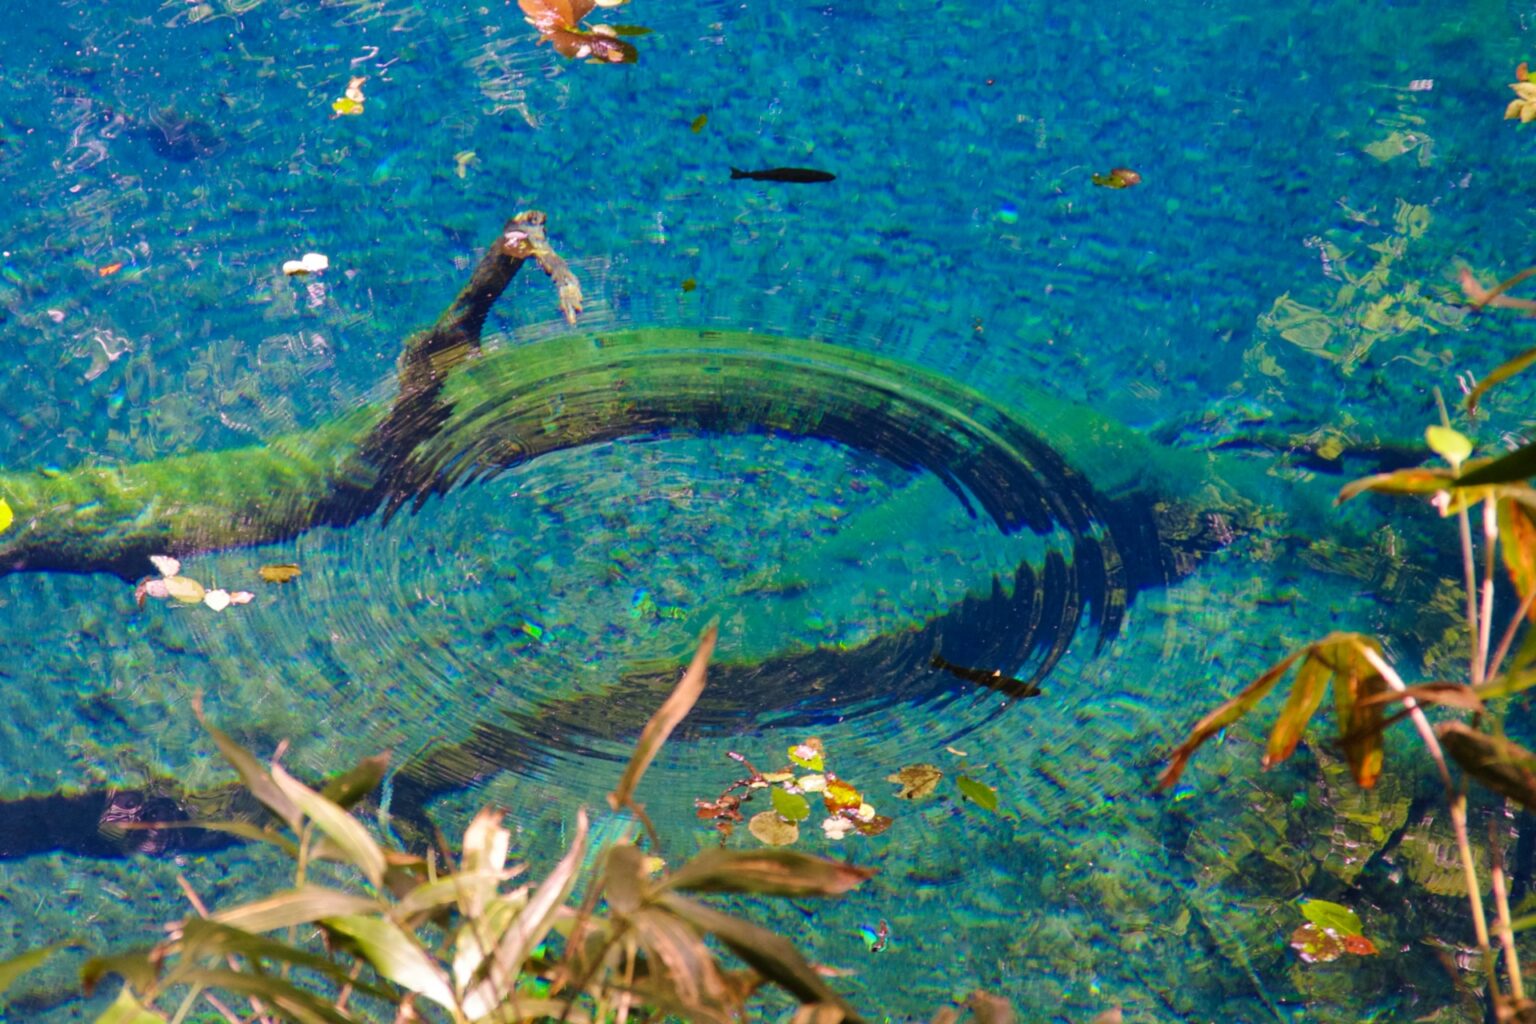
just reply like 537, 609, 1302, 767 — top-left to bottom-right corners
134, 556, 302, 611
696, 743, 1003, 847
332, 76, 367, 118
0, 497, 11, 536
696, 738, 892, 846
1289, 899, 1379, 964
1507, 63, 1536, 124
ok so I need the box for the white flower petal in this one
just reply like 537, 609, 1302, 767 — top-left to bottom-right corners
149, 555, 181, 578
203, 589, 231, 611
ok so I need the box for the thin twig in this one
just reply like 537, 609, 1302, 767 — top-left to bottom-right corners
1478, 500, 1498, 684
1489, 589, 1536, 681
1491, 814, 1526, 1002
200, 992, 245, 1024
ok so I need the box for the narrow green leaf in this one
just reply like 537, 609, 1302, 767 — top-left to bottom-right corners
323, 915, 456, 1010
1263, 654, 1330, 768
1336, 467, 1454, 504
211, 886, 379, 933
192, 694, 300, 833
1299, 899, 1364, 937
770, 787, 811, 822
393, 869, 522, 920
171, 967, 355, 1024
1438, 722, 1536, 811
1468, 344, 1536, 414
1501, 499, 1536, 624
1457, 442, 1536, 488
955, 776, 999, 813
610, 626, 716, 811
662, 848, 875, 898
1157, 647, 1307, 790
271, 765, 386, 888
656, 892, 863, 1023
93, 988, 169, 1024
1477, 668, 1536, 701
1320, 635, 1388, 788
81, 949, 161, 997
1426, 425, 1473, 465
320, 754, 390, 811
174, 919, 397, 1003
0, 942, 74, 1000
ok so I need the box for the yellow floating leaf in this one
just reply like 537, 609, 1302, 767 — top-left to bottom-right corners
0, 497, 11, 535
163, 576, 207, 604
886, 763, 942, 800
1425, 425, 1472, 466
748, 810, 798, 846
332, 96, 365, 117
788, 739, 825, 771
760, 771, 794, 784
823, 778, 862, 813
258, 564, 302, 584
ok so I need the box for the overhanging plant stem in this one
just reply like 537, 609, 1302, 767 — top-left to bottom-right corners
1478, 499, 1498, 685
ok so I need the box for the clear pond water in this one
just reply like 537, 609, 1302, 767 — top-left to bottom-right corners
0, 0, 1534, 1021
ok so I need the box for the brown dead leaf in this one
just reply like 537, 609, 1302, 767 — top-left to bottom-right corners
258, 564, 302, 584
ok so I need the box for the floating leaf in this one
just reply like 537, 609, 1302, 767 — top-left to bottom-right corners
955, 775, 998, 813
822, 817, 855, 840
1342, 934, 1379, 955
0, 498, 11, 535
1300, 899, 1364, 937
771, 787, 811, 822
663, 848, 874, 897
1290, 922, 1345, 963
1426, 425, 1473, 465
258, 563, 302, 583
610, 626, 716, 811
798, 773, 827, 792
822, 778, 862, 813
788, 739, 825, 772
149, 554, 181, 577
749, 810, 799, 846
690, 113, 707, 132
1457, 441, 1536, 487
163, 575, 206, 603
203, 589, 232, 611
887, 763, 942, 800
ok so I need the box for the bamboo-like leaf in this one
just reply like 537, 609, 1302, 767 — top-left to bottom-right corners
1321, 636, 1388, 788
662, 849, 875, 898
1438, 722, 1536, 811
1263, 654, 1330, 768
323, 915, 457, 1010
81, 949, 161, 997
1298, 898, 1364, 937
93, 988, 169, 1024
146, 819, 300, 857
0, 942, 73, 1000
1457, 442, 1536, 488
955, 776, 999, 813
211, 886, 379, 933
192, 695, 300, 833
655, 892, 862, 1022
602, 841, 651, 915
451, 892, 528, 997
171, 967, 356, 1024
630, 906, 735, 1024
320, 754, 390, 811
1355, 682, 1485, 712
461, 808, 588, 1017
609, 625, 717, 811
1157, 647, 1307, 790
1468, 344, 1536, 414
1501, 499, 1536, 623
394, 869, 523, 921
175, 919, 396, 1002
1336, 467, 1454, 504
271, 765, 386, 888
455, 809, 512, 920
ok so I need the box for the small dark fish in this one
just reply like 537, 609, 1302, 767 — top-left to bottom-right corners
930, 653, 1041, 699
730, 166, 836, 184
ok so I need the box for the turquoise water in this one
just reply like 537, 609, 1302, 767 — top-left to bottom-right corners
1, 0, 1535, 1020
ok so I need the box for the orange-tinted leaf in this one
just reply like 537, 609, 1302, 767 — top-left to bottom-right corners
1341, 934, 1379, 956
822, 778, 861, 813
852, 813, 892, 837
1501, 500, 1536, 622
1157, 647, 1307, 790
662, 848, 874, 897
1319, 636, 1388, 788
1356, 682, 1485, 712
1336, 467, 1454, 504
609, 625, 716, 811
1263, 654, 1330, 768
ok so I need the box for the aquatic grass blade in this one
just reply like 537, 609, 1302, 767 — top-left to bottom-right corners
270, 764, 387, 888
210, 887, 379, 933
609, 625, 717, 811
192, 695, 301, 833
656, 892, 862, 1022
1263, 654, 1330, 768
175, 919, 396, 1003
1468, 344, 1536, 415
322, 914, 457, 1010
1157, 647, 1307, 789
93, 988, 169, 1024
1438, 722, 1536, 811
0, 941, 74, 1000
661, 848, 874, 897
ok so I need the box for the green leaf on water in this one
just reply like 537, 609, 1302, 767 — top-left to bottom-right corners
0, 942, 73, 1001
955, 775, 998, 813
1426, 425, 1473, 465
771, 787, 810, 822
1299, 898, 1363, 937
